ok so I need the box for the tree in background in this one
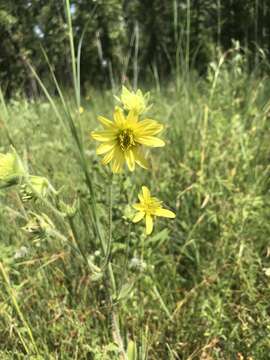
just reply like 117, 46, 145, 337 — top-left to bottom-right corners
0, 0, 269, 97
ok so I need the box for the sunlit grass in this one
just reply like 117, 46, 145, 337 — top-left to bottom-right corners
1, 56, 270, 359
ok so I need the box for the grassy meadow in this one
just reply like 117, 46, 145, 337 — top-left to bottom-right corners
1, 54, 270, 360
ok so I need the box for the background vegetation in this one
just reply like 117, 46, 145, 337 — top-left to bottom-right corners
1, 1, 270, 359
1, 0, 270, 97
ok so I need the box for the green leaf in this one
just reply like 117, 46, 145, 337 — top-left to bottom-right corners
127, 340, 137, 360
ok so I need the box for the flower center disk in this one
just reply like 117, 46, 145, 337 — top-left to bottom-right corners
144, 199, 162, 214
118, 129, 135, 151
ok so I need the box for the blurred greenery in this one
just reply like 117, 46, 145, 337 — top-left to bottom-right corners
1, 0, 270, 97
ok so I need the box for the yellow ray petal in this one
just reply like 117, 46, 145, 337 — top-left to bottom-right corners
98, 116, 115, 129
121, 86, 131, 98
133, 211, 145, 223
133, 148, 148, 169
136, 136, 165, 147
126, 110, 138, 124
145, 214, 153, 235
113, 107, 125, 127
138, 193, 144, 203
111, 148, 125, 173
151, 197, 163, 207
125, 150, 135, 171
96, 143, 115, 155
142, 186, 151, 200
133, 203, 144, 211
134, 120, 163, 136
154, 208, 176, 218
91, 130, 117, 142
101, 148, 115, 165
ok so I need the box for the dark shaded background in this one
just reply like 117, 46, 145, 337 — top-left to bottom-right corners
0, 0, 269, 97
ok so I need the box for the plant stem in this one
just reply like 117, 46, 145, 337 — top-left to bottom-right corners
0, 262, 39, 355
106, 175, 127, 359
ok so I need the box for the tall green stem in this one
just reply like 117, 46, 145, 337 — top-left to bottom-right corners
106, 176, 127, 359
0, 262, 39, 355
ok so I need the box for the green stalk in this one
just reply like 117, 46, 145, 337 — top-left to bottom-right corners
0, 88, 16, 147
65, 0, 79, 109
64, 0, 105, 253
68, 216, 101, 273
46, 5, 123, 353
105, 175, 126, 359
185, 0, 191, 82
0, 262, 39, 355
28, 6, 105, 255
133, 22, 139, 90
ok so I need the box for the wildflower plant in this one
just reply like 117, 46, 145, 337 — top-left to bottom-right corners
0, 148, 54, 202
0, 7, 268, 355
89, 85, 176, 355
0, 4, 176, 357
0, 150, 25, 188
20, 175, 52, 202
92, 85, 176, 234
0, 89, 175, 359
115, 86, 152, 114
91, 106, 165, 172
133, 186, 176, 235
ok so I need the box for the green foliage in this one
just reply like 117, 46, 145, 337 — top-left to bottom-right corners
1, 49, 270, 358
1, 0, 270, 96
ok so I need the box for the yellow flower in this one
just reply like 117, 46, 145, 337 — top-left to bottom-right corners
0, 151, 25, 188
91, 107, 165, 173
116, 86, 151, 114
79, 106, 84, 114
132, 186, 176, 235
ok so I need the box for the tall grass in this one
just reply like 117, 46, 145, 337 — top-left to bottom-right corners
0, 47, 270, 358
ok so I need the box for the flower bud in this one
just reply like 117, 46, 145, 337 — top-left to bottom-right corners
0, 151, 25, 189
20, 176, 50, 202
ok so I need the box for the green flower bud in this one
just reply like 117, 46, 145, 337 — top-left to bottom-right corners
20, 176, 50, 202
22, 212, 55, 241
0, 151, 25, 189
